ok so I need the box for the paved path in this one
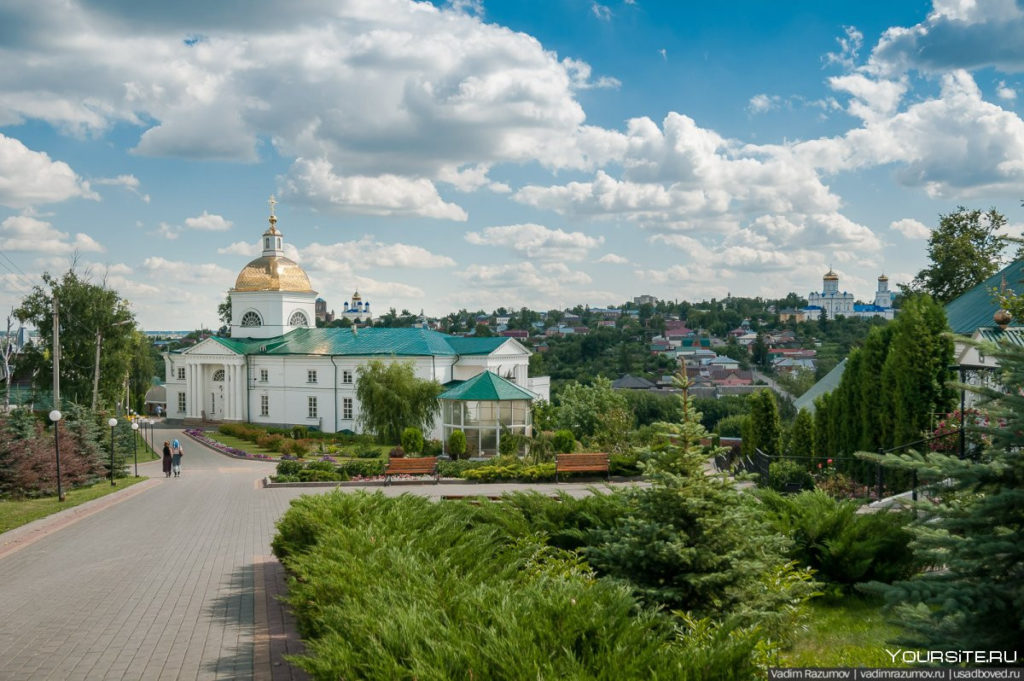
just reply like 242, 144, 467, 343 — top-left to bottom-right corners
0, 425, 625, 680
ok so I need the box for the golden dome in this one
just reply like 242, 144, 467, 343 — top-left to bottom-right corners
878, 273, 889, 281
823, 269, 839, 281
232, 255, 314, 293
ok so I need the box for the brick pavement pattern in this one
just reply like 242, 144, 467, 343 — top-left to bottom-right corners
0, 424, 626, 680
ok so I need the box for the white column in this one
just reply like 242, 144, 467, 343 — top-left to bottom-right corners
225, 364, 232, 420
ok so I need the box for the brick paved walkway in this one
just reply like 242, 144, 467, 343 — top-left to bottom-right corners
0, 424, 630, 680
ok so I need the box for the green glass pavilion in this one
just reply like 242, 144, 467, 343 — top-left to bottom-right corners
438, 371, 535, 457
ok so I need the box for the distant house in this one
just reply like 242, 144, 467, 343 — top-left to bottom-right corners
709, 356, 740, 371
499, 329, 529, 339
633, 294, 658, 306
612, 374, 656, 390
597, 320, 616, 328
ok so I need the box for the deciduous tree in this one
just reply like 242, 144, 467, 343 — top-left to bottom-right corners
356, 360, 441, 444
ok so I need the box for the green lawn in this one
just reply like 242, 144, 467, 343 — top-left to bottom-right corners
0, 476, 148, 534
780, 595, 909, 668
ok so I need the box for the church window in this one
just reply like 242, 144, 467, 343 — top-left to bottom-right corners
241, 311, 262, 327
177, 392, 186, 413
177, 367, 185, 381
343, 397, 353, 420
260, 395, 269, 417
260, 369, 268, 382
342, 370, 353, 384
289, 311, 309, 327
307, 370, 318, 383
265, 238, 270, 249
308, 397, 318, 419
213, 369, 225, 381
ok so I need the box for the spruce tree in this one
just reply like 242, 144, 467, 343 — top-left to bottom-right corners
788, 408, 815, 464
866, 338, 1024, 657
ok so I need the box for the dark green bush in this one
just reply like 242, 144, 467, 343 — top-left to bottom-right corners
757, 489, 917, 589
422, 439, 443, 457
400, 427, 424, 454
767, 459, 814, 492
354, 445, 382, 459
298, 469, 343, 482
437, 459, 489, 478
448, 429, 467, 459
305, 460, 336, 473
272, 492, 770, 680
336, 459, 385, 478
609, 452, 643, 476
276, 460, 303, 477
552, 429, 575, 453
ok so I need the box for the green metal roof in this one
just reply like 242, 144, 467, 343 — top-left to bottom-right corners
793, 358, 846, 414
977, 327, 1024, 346
447, 336, 510, 355
944, 259, 1024, 335
438, 371, 536, 401
214, 327, 510, 357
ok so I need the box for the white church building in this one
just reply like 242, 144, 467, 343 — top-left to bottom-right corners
803, 269, 895, 321
162, 204, 550, 449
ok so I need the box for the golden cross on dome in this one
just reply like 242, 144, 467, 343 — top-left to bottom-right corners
268, 195, 277, 217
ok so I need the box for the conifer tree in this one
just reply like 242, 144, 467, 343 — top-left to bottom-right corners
865, 338, 1024, 657
858, 325, 893, 452
788, 408, 814, 463
748, 388, 782, 456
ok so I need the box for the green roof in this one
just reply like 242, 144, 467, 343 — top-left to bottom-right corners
944, 259, 1024, 335
212, 327, 509, 357
793, 358, 846, 414
977, 327, 1024, 346
438, 371, 536, 401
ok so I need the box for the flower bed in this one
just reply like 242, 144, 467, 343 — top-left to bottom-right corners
184, 428, 277, 461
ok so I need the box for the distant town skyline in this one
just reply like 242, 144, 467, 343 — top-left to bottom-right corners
1, 0, 1022, 331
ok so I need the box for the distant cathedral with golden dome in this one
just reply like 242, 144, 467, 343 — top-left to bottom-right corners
161, 198, 549, 453
803, 268, 895, 321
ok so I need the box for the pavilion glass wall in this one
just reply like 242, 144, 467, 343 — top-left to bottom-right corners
441, 399, 532, 457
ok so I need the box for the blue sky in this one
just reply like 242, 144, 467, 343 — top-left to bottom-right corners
1, 0, 1022, 330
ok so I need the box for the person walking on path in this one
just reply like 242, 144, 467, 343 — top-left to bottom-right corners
171, 439, 184, 478
162, 441, 172, 478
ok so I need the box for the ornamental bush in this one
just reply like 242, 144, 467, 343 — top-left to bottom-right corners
335, 459, 385, 478
447, 429, 467, 460
400, 427, 424, 454
552, 429, 575, 453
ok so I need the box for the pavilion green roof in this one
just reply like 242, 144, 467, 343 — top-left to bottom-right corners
944, 259, 1024, 335
793, 358, 847, 415
976, 327, 1024, 346
213, 327, 509, 357
438, 371, 536, 401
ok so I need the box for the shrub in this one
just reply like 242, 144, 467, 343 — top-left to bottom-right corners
292, 425, 308, 440
400, 427, 424, 454
276, 460, 303, 477
437, 459, 490, 478
354, 445, 382, 459
298, 468, 343, 482
422, 439, 443, 457
305, 460, 336, 473
757, 489, 917, 589
272, 493, 749, 680
552, 429, 575, 454
257, 434, 285, 451
767, 459, 814, 492
448, 429, 467, 460
336, 459, 385, 478
461, 462, 556, 482
388, 446, 406, 459
609, 452, 642, 477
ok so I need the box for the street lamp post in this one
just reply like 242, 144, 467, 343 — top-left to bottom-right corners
49, 410, 65, 502
108, 417, 118, 486
131, 421, 140, 477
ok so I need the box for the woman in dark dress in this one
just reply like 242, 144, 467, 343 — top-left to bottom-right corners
162, 441, 172, 478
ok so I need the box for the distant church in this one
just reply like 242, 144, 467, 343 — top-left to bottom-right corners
163, 199, 549, 454
803, 269, 895, 321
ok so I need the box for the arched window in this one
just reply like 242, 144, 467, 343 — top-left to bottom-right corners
241, 311, 262, 327
289, 310, 309, 327
212, 369, 225, 381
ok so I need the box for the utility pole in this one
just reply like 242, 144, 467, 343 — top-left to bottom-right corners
52, 296, 60, 411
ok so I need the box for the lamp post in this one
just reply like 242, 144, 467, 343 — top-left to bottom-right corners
131, 421, 140, 477
49, 410, 65, 502
108, 417, 118, 486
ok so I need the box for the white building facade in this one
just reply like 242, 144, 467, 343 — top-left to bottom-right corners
162, 206, 549, 439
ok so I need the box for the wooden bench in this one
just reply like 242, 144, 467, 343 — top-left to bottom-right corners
384, 456, 439, 485
555, 453, 610, 483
